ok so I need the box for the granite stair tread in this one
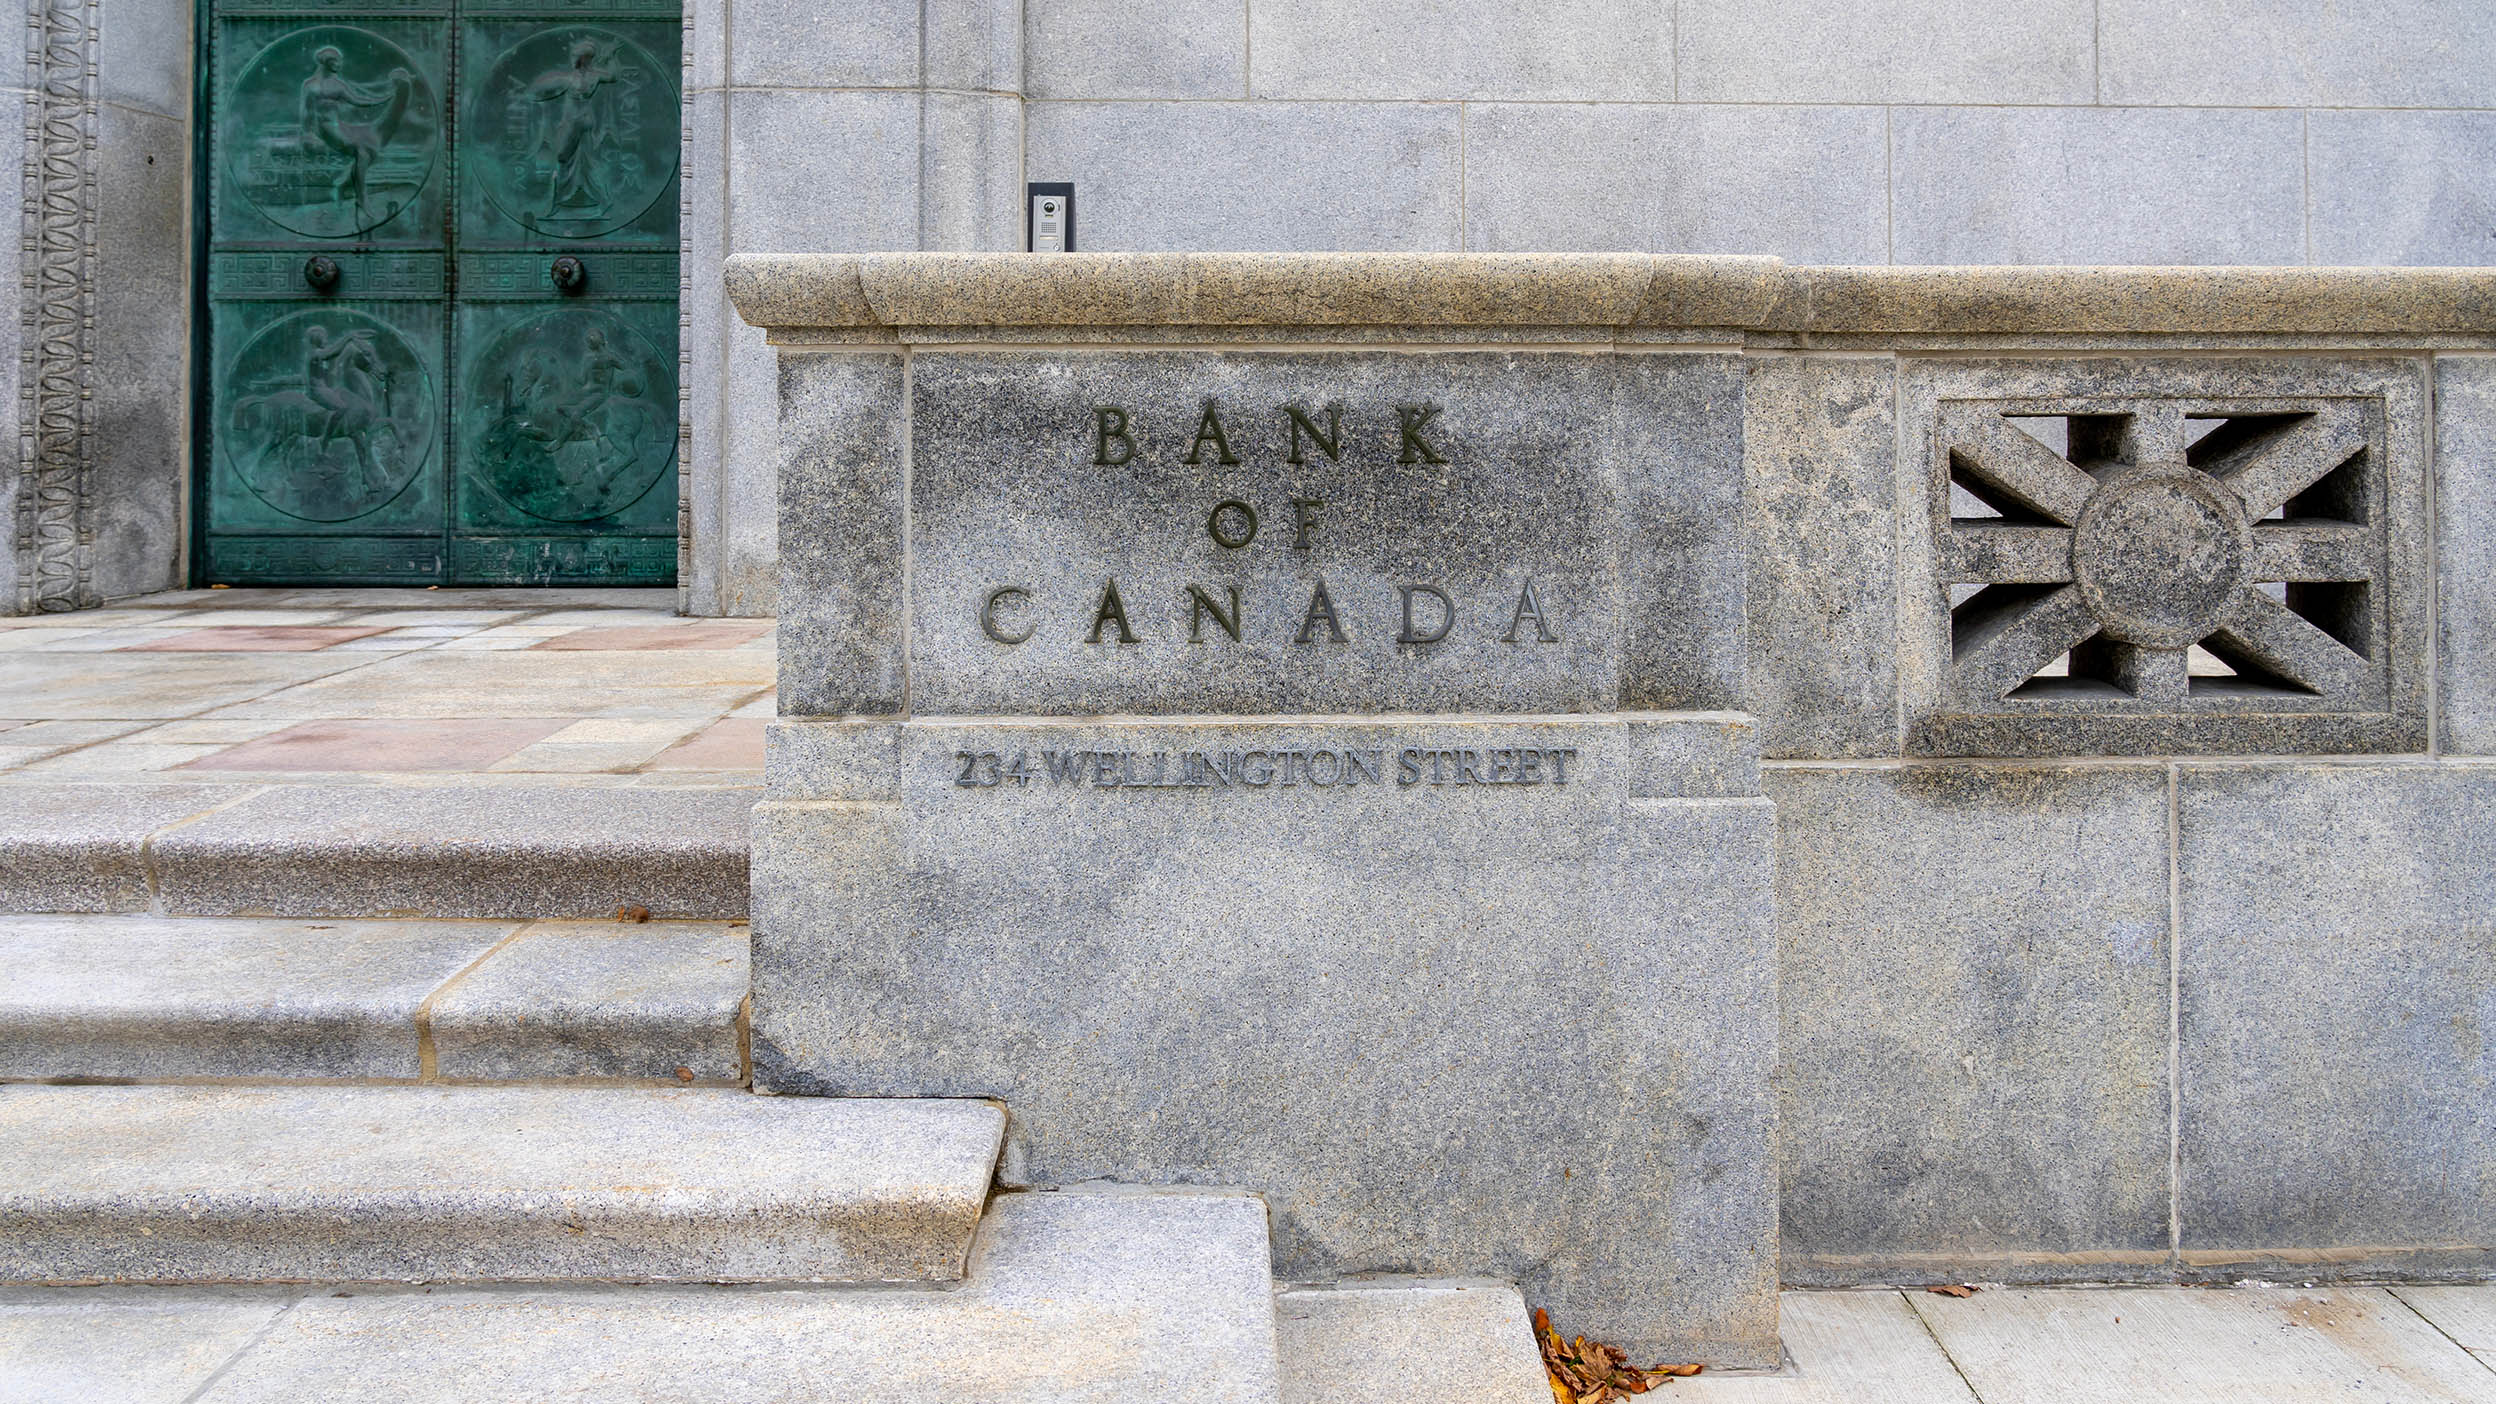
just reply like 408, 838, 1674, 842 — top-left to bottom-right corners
0, 1086, 1001, 1285
1276, 1281, 1552, 1404
0, 913, 749, 1084
0, 780, 752, 919
0, 1191, 1283, 1404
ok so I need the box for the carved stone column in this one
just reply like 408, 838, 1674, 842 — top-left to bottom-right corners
9, 0, 99, 613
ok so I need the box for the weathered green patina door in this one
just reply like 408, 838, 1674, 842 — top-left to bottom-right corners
203, 0, 679, 586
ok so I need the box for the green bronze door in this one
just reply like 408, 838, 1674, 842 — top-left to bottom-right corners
203, 0, 679, 586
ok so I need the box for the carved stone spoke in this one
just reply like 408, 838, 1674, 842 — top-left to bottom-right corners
2208, 589, 2371, 698
1947, 415, 2102, 525
2250, 522, 2374, 583
1953, 584, 2098, 700
2077, 638, 2191, 706
2213, 411, 2371, 520
1938, 525, 2074, 584
2115, 402, 2193, 468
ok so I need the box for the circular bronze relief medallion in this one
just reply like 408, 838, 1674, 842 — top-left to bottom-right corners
220, 307, 437, 523
226, 26, 439, 240
464, 307, 676, 523
468, 26, 680, 240
2069, 463, 2253, 649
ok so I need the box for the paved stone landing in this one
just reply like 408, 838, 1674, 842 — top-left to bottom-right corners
0, 1087, 1001, 1285
0, 589, 770, 773
0, 589, 772, 919
0, 1192, 1281, 1404
0, 914, 748, 1083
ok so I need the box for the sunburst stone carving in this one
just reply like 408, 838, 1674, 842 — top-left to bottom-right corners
1935, 400, 2383, 709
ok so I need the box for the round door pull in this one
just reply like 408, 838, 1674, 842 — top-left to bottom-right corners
302, 256, 341, 292
550, 255, 587, 294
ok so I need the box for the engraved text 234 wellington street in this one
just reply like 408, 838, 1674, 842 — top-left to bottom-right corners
952, 745, 1583, 790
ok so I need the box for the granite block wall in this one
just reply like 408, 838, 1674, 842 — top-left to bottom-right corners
1774, 756, 2496, 1285
1015, 0, 2496, 264
681, 0, 2496, 612
680, 0, 1023, 615
43, 0, 2496, 609
2438, 355, 2496, 755
1754, 345, 2495, 1283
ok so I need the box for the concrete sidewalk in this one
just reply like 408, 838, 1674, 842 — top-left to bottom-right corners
1678, 1284, 2496, 1403
2, 1283, 2488, 1401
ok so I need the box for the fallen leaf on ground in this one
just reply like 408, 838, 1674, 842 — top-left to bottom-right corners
616, 904, 652, 922
1926, 1284, 1979, 1298
1535, 1307, 1705, 1399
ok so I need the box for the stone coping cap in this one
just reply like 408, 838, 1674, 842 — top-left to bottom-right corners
725, 252, 2496, 336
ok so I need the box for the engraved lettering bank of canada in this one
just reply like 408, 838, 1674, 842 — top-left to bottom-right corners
973, 396, 1569, 653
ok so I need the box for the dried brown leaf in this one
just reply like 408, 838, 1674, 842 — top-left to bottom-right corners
1536, 1311, 1698, 1398
1926, 1284, 1978, 1299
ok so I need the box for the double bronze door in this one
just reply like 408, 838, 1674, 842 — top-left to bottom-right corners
203, 0, 680, 586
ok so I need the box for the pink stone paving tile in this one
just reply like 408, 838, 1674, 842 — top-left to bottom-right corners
644, 718, 768, 771
532, 621, 776, 652
179, 718, 573, 772
124, 626, 393, 653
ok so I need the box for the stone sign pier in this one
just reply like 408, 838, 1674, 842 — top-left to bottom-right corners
728, 250, 2496, 1369
730, 255, 1782, 1364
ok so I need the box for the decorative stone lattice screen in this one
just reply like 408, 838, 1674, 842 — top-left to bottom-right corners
1904, 361, 2426, 757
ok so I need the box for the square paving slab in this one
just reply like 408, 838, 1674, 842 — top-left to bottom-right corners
0, 590, 772, 780
183, 719, 576, 772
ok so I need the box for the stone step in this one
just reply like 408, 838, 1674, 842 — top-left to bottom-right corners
0, 1191, 1282, 1403
0, 909, 748, 1084
0, 781, 751, 919
1276, 1281, 1552, 1404
0, 913, 749, 1084
0, 1086, 1001, 1286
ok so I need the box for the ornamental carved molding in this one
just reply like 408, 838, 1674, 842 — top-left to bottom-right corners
13, 0, 99, 613
1905, 361, 2428, 757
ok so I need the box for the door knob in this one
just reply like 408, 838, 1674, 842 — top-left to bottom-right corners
303, 256, 340, 292
550, 255, 587, 294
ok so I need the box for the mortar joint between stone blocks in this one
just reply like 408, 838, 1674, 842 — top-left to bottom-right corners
412, 922, 537, 1082
2165, 760, 2183, 1268
737, 989, 753, 1088
134, 784, 275, 917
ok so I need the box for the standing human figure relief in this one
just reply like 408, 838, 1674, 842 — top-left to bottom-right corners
299, 45, 414, 223
300, 324, 392, 493
529, 38, 632, 219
